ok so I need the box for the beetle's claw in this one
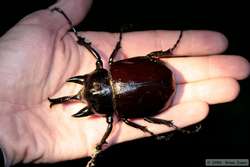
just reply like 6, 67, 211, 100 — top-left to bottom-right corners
178, 124, 202, 134
194, 124, 202, 133
86, 158, 95, 167
85, 149, 102, 167
155, 133, 174, 141
86, 158, 96, 167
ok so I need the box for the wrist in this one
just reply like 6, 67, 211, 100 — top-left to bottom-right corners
0, 111, 48, 166
0, 111, 23, 166
0, 109, 15, 166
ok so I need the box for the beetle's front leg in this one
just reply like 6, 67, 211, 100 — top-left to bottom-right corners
77, 37, 103, 69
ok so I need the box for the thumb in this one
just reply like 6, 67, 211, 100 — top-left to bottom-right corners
17, 0, 92, 33
0, 0, 92, 43
49, 0, 92, 26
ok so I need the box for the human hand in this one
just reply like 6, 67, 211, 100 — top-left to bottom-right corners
0, 0, 249, 166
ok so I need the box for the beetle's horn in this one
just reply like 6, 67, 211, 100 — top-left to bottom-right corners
66, 75, 88, 85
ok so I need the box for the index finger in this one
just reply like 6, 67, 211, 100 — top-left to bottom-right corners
121, 30, 228, 57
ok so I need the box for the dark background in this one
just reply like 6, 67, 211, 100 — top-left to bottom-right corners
1, 0, 249, 167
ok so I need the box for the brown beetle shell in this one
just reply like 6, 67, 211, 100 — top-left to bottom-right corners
110, 56, 176, 118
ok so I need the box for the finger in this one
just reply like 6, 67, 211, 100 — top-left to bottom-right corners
96, 54, 247, 87
19, 0, 92, 31
121, 30, 228, 56
173, 78, 240, 105
165, 55, 250, 83
114, 101, 208, 143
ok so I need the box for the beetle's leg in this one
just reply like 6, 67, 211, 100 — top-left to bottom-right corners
122, 118, 155, 136
48, 89, 83, 108
147, 30, 183, 58
72, 106, 93, 117
96, 116, 113, 150
144, 117, 201, 134
66, 75, 88, 85
50, 7, 103, 69
77, 37, 103, 69
50, 7, 79, 39
108, 31, 123, 65
87, 116, 113, 167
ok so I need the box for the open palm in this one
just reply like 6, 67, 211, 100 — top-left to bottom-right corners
0, 0, 249, 166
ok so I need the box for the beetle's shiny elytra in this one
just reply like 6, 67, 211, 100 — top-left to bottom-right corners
110, 56, 175, 118
49, 7, 200, 167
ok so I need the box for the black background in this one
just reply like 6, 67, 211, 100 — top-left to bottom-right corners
1, 0, 249, 167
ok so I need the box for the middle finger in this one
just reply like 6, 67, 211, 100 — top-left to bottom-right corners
173, 77, 239, 105
164, 55, 249, 84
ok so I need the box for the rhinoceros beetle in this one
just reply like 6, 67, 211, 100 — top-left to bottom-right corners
49, 7, 200, 167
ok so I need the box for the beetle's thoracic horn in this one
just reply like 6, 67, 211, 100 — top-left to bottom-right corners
66, 75, 88, 85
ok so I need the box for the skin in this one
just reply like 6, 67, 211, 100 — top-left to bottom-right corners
0, 0, 249, 166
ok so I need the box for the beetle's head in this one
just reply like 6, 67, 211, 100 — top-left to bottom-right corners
83, 69, 113, 115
